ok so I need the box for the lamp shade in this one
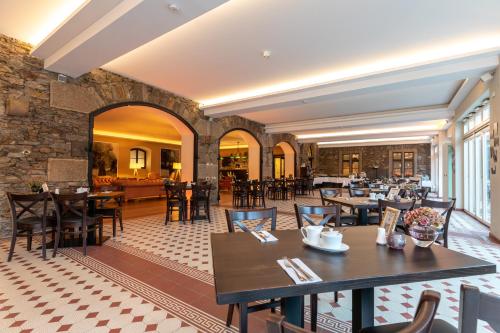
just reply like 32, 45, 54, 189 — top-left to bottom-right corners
172, 162, 182, 170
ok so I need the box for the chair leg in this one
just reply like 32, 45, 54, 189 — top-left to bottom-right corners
112, 214, 116, 238
53, 225, 60, 258
7, 232, 16, 262
226, 304, 234, 327
27, 231, 32, 251
82, 226, 87, 256
99, 221, 103, 245
206, 202, 211, 223
270, 298, 276, 313
118, 210, 123, 232
311, 294, 318, 332
41, 228, 47, 260
334, 291, 338, 303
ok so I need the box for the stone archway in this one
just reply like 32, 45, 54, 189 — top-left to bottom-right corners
218, 128, 263, 182
273, 141, 296, 178
89, 101, 198, 183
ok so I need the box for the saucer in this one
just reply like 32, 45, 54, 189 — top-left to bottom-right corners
302, 238, 349, 253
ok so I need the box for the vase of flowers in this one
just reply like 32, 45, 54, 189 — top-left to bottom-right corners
404, 207, 444, 248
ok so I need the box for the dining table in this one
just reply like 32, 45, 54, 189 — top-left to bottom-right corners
323, 196, 420, 225
211, 226, 496, 332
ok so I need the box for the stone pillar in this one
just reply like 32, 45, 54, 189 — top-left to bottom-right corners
453, 121, 464, 209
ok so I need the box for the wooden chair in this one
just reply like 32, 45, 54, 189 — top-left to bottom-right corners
360, 290, 442, 333
189, 183, 211, 223
51, 192, 103, 256
378, 198, 416, 226
225, 207, 279, 333
421, 198, 455, 248
266, 314, 311, 333
93, 185, 123, 237
7, 192, 56, 261
457, 284, 500, 333
165, 182, 188, 224
414, 187, 430, 200
349, 188, 370, 197
232, 181, 250, 208
249, 180, 266, 208
319, 188, 341, 204
294, 204, 343, 326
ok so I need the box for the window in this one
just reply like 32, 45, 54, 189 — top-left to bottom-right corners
341, 153, 360, 176
391, 151, 415, 177
463, 98, 490, 224
130, 148, 146, 169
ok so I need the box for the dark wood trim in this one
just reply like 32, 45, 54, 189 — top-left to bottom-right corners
489, 232, 500, 244
87, 101, 199, 186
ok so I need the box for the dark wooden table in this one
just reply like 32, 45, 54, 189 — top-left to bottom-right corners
323, 196, 419, 225
211, 227, 495, 332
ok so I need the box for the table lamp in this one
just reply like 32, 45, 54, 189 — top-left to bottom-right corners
172, 162, 182, 181
129, 160, 142, 178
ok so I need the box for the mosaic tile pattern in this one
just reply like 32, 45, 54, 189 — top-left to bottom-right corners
0, 241, 202, 333
104, 194, 500, 332
2, 192, 499, 333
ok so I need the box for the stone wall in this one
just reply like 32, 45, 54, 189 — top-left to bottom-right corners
317, 143, 431, 178
0, 34, 299, 237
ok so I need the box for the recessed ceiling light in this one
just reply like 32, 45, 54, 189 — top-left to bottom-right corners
167, 3, 179, 12
317, 136, 430, 145
262, 50, 271, 58
296, 121, 447, 139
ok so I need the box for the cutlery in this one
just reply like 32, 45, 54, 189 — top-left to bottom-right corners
253, 231, 266, 242
257, 231, 269, 240
282, 258, 307, 282
284, 256, 314, 281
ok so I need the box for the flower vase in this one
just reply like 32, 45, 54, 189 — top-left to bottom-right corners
408, 225, 439, 248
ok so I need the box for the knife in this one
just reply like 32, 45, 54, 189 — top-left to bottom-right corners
284, 257, 314, 281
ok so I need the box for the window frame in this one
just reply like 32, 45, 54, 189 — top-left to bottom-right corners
130, 148, 147, 169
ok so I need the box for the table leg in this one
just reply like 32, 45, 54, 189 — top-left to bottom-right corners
352, 287, 374, 332
358, 208, 368, 226
281, 295, 304, 328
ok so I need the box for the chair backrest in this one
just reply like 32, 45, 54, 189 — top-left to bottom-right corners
165, 182, 187, 200
192, 183, 211, 201
378, 198, 415, 223
294, 204, 341, 228
421, 198, 455, 247
225, 207, 277, 233
349, 188, 369, 197
399, 290, 441, 333
414, 187, 430, 200
266, 314, 311, 333
51, 192, 88, 224
7, 192, 49, 225
459, 284, 500, 333
319, 188, 341, 205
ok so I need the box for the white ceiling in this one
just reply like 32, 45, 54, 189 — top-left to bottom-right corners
2, 0, 500, 144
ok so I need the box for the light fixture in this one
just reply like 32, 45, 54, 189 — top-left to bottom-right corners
129, 160, 143, 177
93, 130, 181, 145
199, 36, 500, 108
317, 136, 430, 145
167, 3, 179, 12
172, 162, 182, 181
297, 121, 447, 140
262, 50, 271, 58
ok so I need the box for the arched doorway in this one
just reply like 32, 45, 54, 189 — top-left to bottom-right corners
218, 129, 262, 190
273, 142, 296, 178
88, 102, 197, 185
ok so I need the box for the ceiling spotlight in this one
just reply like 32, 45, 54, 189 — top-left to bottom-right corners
167, 3, 179, 12
262, 50, 271, 59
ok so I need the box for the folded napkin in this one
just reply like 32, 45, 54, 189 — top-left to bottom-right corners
251, 230, 278, 243
277, 258, 322, 284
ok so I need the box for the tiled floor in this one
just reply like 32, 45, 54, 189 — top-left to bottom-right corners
1, 192, 499, 332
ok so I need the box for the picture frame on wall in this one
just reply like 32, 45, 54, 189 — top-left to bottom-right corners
380, 207, 400, 236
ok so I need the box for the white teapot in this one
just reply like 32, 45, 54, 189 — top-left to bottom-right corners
320, 228, 343, 249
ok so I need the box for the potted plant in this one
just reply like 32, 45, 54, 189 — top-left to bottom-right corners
28, 180, 43, 193
404, 207, 444, 248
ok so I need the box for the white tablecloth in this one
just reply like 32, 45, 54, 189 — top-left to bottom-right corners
313, 177, 351, 186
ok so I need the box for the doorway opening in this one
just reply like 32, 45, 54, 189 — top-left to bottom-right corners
272, 142, 296, 179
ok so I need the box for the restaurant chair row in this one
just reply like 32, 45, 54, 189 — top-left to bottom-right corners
7, 191, 105, 261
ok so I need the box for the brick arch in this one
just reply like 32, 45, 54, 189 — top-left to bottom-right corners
88, 101, 199, 183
